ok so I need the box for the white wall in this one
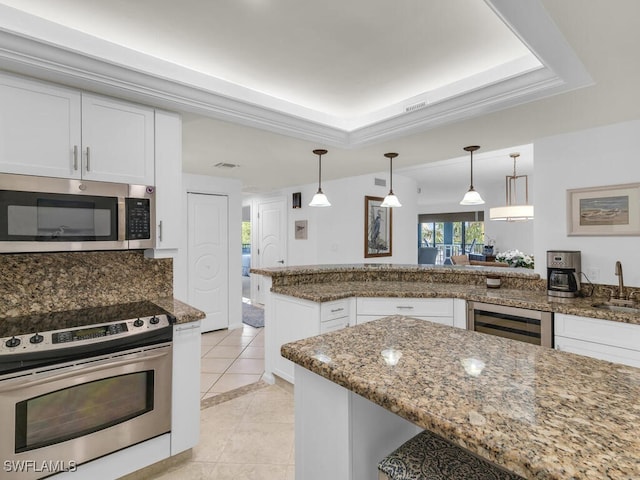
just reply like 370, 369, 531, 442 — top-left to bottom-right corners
255, 172, 418, 266
534, 119, 640, 287
174, 173, 243, 329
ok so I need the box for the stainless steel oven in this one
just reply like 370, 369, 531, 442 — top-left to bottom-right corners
0, 173, 155, 253
467, 301, 553, 348
0, 302, 174, 480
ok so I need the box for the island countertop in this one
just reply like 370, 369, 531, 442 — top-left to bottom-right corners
281, 316, 640, 479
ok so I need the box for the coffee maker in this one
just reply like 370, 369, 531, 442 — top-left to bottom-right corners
547, 250, 581, 298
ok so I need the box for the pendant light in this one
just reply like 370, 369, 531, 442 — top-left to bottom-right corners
380, 152, 402, 208
459, 145, 484, 205
309, 149, 331, 207
489, 152, 534, 221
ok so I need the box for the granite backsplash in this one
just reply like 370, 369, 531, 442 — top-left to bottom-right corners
0, 250, 172, 318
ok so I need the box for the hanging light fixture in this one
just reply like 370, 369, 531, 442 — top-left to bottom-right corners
380, 152, 402, 208
459, 145, 484, 205
489, 152, 534, 221
309, 149, 331, 207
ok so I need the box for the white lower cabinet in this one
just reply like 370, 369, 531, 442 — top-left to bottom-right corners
555, 313, 640, 367
356, 297, 464, 327
171, 321, 201, 454
267, 295, 353, 383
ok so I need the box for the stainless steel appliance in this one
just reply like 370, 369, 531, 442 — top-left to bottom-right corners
0, 173, 155, 253
467, 301, 553, 347
546, 250, 581, 298
0, 302, 174, 480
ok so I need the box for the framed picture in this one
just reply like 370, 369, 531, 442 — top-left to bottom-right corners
364, 196, 392, 257
567, 183, 640, 236
294, 220, 308, 240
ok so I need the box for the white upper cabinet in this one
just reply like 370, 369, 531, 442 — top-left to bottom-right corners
81, 93, 154, 185
0, 73, 82, 178
0, 72, 155, 185
153, 110, 182, 250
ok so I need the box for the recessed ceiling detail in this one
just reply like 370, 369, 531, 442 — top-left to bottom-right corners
0, 0, 592, 148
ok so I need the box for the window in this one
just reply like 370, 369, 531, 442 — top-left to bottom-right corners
418, 212, 484, 264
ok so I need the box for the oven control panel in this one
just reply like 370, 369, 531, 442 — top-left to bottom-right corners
0, 314, 173, 354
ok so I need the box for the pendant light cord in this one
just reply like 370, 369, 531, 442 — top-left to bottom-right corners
318, 153, 322, 192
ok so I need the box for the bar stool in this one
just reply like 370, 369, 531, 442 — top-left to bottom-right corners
378, 430, 524, 480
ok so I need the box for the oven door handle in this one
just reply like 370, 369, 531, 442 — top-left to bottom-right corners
0, 348, 170, 393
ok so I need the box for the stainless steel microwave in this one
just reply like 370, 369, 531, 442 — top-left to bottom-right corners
0, 173, 155, 253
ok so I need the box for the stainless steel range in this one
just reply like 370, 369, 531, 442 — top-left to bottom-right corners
0, 301, 175, 480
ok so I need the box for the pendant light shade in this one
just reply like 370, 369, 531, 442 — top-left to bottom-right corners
489, 152, 534, 221
381, 152, 402, 208
459, 145, 484, 205
309, 149, 331, 207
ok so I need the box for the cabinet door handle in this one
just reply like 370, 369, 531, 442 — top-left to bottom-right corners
73, 145, 79, 171
85, 146, 91, 171
396, 306, 414, 310
330, 308, 344, 313
277, 260, 285, 264
158, 220, 163, 242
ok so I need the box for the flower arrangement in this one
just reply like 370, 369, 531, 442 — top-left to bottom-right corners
495, 249, 534, 269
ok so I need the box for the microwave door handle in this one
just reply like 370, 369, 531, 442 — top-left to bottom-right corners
119, 198, 127, 241
0, 349, 170, 393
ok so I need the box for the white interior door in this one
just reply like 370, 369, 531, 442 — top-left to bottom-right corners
188, 193, 229, 332
257, 198, 286, 304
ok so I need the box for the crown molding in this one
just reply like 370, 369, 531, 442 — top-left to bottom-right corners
0, 0, 592, 148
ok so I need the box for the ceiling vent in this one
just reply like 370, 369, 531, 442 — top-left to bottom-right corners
213, 162, 240, 169
374, 177, 386, 187
405, 101, 427, 113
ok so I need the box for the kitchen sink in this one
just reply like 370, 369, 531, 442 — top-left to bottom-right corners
591, 303, 640, 314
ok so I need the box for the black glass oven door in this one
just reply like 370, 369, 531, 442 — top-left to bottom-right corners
14, 371, 154, 453
0, 190, 118, 242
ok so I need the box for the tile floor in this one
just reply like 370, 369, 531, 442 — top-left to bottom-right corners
148, 321, 296, 480
200, 324, 265, 400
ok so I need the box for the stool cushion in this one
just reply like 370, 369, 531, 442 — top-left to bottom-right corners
378, 430, 524, 480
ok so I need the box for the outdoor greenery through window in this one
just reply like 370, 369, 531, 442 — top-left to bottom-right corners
241, 221, 251, 253
418, 211, 485, 264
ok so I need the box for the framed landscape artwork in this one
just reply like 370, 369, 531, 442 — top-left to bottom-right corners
364, 196, 392, 257
567, 183, 640, 236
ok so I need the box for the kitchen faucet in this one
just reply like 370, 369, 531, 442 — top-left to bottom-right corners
612, 261, 634, 304
615, 260, 624, 299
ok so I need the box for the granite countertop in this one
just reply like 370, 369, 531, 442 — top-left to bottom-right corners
271, 281, 640, 325
252, 264, 639, 325
281, 316, 640, 479
252, 262, 538, 279
152, 296, 205, 324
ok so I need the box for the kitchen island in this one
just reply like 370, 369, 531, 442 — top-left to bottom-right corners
281, 315, 640, 480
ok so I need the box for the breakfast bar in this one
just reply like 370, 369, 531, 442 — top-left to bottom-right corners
281, 316, 640, 480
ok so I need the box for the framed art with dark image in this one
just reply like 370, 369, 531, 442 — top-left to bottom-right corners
567, 183, 640, 236
364, 196, 392, 257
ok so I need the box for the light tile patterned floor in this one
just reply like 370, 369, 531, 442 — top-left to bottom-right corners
200, 324, 265, 399
151, 383, 295, 480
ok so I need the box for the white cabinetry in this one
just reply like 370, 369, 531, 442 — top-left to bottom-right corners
267, 295, 352, 384
81, 93, 154, 185
171, 321, 201, 454
152, 110, 182, 250
0, 72, 154, 185
0, 73, 81, 178
555, 313, 640, 367
320, 298, 352, 333
356, 297, 457, 327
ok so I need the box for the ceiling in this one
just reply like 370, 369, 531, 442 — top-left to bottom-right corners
0, 0, 638, 194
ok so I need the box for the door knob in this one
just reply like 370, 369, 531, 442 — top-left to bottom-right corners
277, 260, 285, 264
